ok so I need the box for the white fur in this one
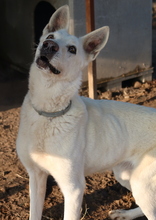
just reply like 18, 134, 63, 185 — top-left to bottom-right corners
16, 5, 156, 220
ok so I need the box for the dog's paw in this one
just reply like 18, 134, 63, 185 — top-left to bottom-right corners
109, 210, 131, 220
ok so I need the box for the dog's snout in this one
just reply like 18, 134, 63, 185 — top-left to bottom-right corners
42, 40, 59, 53
40, 40, 59, 61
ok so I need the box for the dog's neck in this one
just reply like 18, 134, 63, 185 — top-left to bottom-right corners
28, 65, 82, 113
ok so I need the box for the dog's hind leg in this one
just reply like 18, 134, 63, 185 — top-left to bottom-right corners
28, 168, 48, 220
130, 156, 156, 220
109, 207, 143, 220
109, 164, 144, 220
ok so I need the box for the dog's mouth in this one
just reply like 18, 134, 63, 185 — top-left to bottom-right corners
36, 56, 61, 75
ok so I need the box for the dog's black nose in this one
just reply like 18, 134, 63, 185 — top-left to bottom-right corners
42, 40, 59, 52
41, 40, 59, 59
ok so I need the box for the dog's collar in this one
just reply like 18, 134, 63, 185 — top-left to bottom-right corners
33, 101, 72, 118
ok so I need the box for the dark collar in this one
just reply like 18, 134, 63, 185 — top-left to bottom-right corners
33, 101, 72, 118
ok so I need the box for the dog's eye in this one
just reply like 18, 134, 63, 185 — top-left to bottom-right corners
68, 46, 77, 54
47, 34, 54, 39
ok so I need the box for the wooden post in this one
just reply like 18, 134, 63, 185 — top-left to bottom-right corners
86, 0, 97, 99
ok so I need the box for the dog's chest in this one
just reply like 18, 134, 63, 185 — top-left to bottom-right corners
25, 114, 82, 173
29, 116, 73, 152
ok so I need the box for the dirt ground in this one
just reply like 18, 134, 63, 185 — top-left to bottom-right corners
1, 3, 156, 220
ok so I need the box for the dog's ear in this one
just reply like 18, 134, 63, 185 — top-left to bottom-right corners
43, 5, 70, 35
81, 26, 109, 62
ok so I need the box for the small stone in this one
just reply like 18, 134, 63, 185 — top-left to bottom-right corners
144, 82, 150, 89
101, 91, 112, 100
134, 81, 142, 89
124, 95, 130, 102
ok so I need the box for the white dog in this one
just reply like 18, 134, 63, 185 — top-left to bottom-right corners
16, 5, 156, 220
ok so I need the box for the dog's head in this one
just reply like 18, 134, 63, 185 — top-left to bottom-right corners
34, 5, 109, 80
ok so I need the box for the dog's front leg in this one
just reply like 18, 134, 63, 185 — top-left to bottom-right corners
55, 170, 85, 220
63, 182, 85, 220
28, 169, 48, 220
